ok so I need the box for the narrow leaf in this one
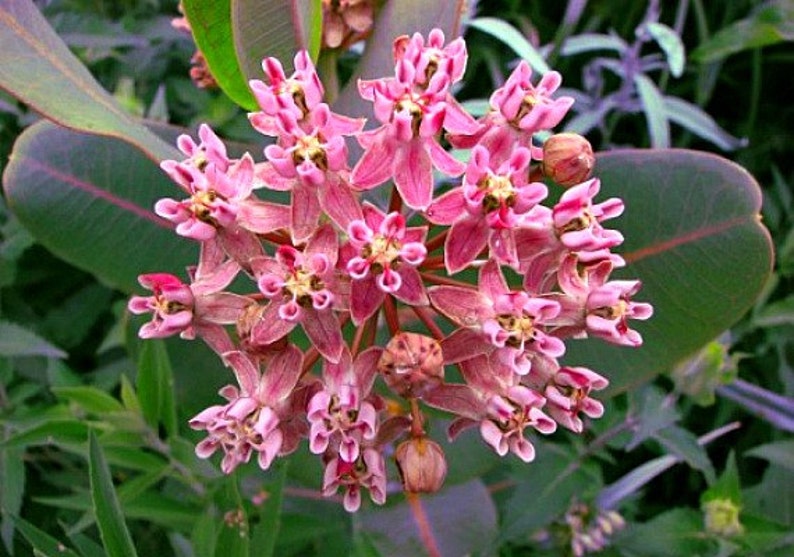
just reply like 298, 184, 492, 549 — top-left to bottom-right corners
746, 440, 794, 472
0, 0, 176, 160
249, 461, 288, 557
52, 386, 126, 414
88, 430, 139, 557
9, 515, 81, 557
0, 441, 25, 553
468, 17, 550, 74
3, 120, 195, 294
137, 339, 178, 438
1, 419, 88, 449
645, 22, 685, 77
634, 73, 670, 147
0, 320, 66, 358
561, 33, 628, 56
663, 96, 747, 151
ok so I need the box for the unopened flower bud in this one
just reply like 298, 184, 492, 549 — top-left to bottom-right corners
378, 332, 444, 398
703, 498, 744, 537
542, 132, 595, 187
395, 437, 447, 494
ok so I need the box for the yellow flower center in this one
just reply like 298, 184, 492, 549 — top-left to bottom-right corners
479, 175, 517, 212
497, 313, 536, 348
292, 135, 328, 170
362, 234, 403, 270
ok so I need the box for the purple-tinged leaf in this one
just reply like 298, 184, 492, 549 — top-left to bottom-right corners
0, 0, 176, 160
3, 121, 194, 294
563, 150, 773, 395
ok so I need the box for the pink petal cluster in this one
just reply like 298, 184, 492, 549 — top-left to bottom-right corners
130, 28, 652, 512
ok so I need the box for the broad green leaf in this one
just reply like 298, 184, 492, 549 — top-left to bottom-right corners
232, 0, 323, 88
655, 426, 715, 483
333, 0, 467, 118
744, 463, 794, 527
0, 320, 66, 358
0, 0, 176, 161
634, 73, 670, 148
691, 0, 794, 63
52, 386, 126, 414
3, 120, 196, 294
645, 22, 685, 77
88, 431, 139, 557
181, 1, 257, 110
8, 515, 81, 557
563, 150, 773, 395
360, 479, 497, 556
137, 339, 178, 438
663, 96, 747, 151
468, 17, 551, 74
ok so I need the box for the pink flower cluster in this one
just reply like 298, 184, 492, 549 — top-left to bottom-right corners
129, 29, 652, 512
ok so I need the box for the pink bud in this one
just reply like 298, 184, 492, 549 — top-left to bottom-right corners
378, 332, 444, 398
394, 437, 447, 494
542, 133, 595, 187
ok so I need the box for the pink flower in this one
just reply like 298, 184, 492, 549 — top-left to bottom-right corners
585, 280, 653, 346
542, 366, 609, 433
429, 259, 565, 376
352, 33, 477, 209
249, 51, 361, 137
343, 204, 428, 324
250, 224, 344, 362
189, 347, 305, 473
322, 447, 387, 512
450, 61, 574, 164
552, 178, 625, 252
128, 257, 248, 355
427, 145, 548, 272
322, 0, 374, 49
258, 103, 363, 243
307, 347, 381, 462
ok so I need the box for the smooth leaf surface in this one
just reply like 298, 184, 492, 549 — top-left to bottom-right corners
333, 0, 467, 119
137, 340, 178, 438
563, 149, 773, 395
232, 0, 322, 87
634, 73, 669, 148
645, 22, 685, 77
88, 431, 139, 557
0, 320, 66, 358
468, 17, 551, 74
691, 0, 794, 63
9, 515, 81, 557
0, 0, 176, 161
181, 0, 256, 110
3, 120, 196, 294
359, 479, 497, 557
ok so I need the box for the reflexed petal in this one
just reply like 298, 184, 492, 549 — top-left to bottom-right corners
291, 183, 322, 244
391, 266, 428, 306
350, 275, 385, 325
428, 285, 489, 325
444, 217, 489, 273
302, 306, 344, 363
393, 140, 433, 210
425, 188, 466, 225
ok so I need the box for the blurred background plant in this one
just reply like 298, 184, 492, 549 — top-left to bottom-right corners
0, 0, 791, 555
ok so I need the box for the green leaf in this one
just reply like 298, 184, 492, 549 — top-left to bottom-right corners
655, 426, 715, 483
232, 0, 321, 86
136, 339, 178, 438
88, 430, 139, 557
3, 120, 196, 294
214, 476, 250, 557
560, 33, 628, 56
0, 440, 25, 553
249, 461, 288, 557
0, 320, 66, 358
52, 386, 126, 414
0, 0, 176, 160
663, 96, 747, 151
468, 17, 550, 74
703, 452, 741, 503
754, 294, 794, 327
691, 0, 794, 63
333, 0, 467, 118
634, 73, 670, 148
671, 337, 738, 406
645, 22, 685, 78
563, 150, 773, 395
1, 419, 89, 449
746, 440, 794, 473
8, 515, 81, 557
181, 1, 256, 110
615, 508, 716, 556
